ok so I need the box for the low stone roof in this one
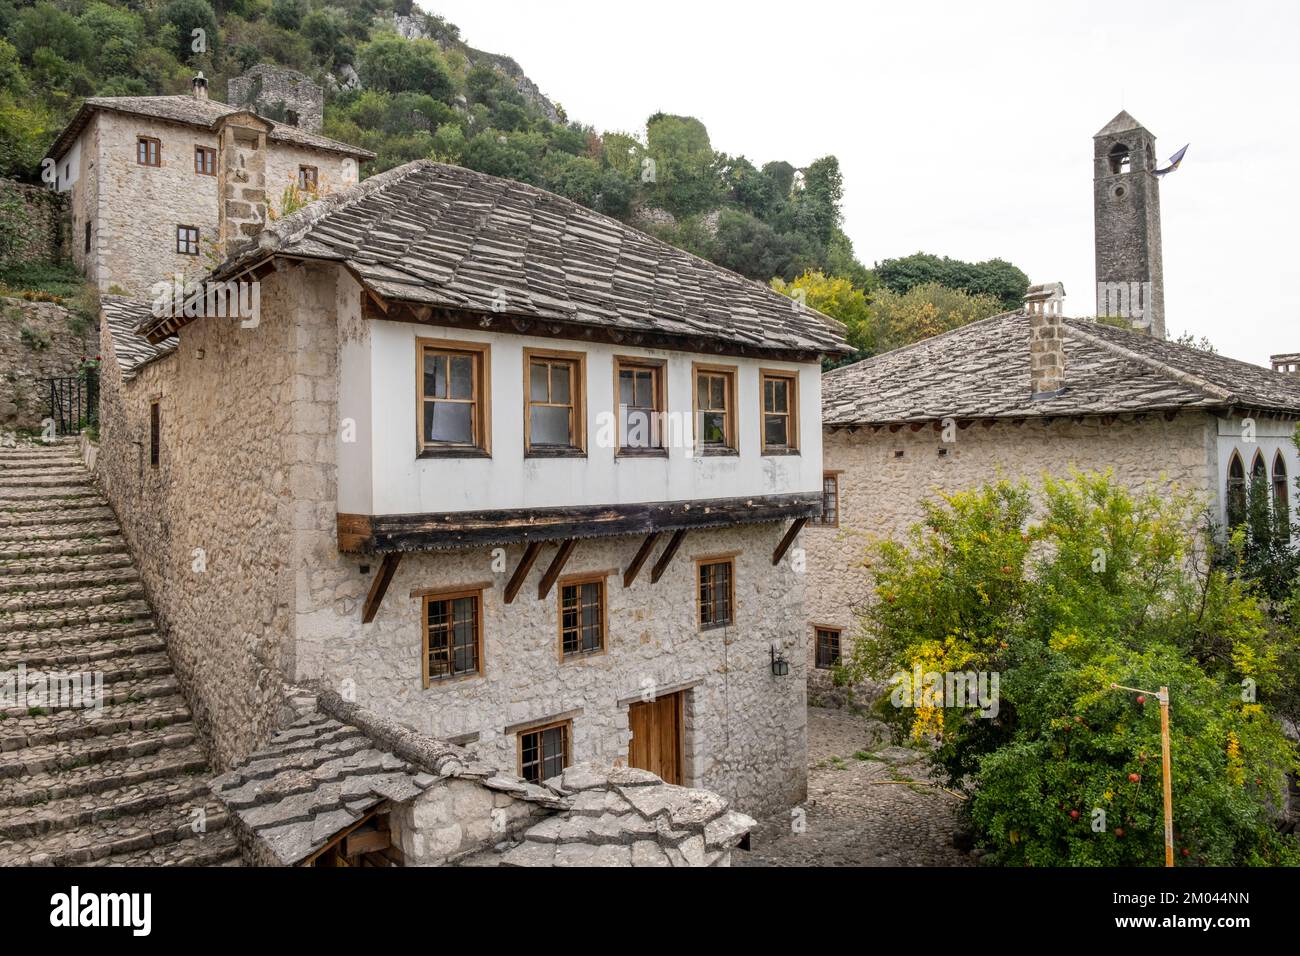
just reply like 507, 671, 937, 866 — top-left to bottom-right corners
192, 160, 849, 358
45, 95, 374, 162
476, 763, 756, 868
822, 312, 1300, 427
101, 296, 176, 381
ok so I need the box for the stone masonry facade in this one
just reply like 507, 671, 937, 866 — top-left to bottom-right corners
1, 297, 97, 433
804, 414, 1217, 701
96, 262, 810, 819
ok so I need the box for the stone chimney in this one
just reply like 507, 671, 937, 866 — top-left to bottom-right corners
214, 113, 270, 257
1271, 353, 1300, 376
192, 72, 209, 100
1026, 282, 1066, 398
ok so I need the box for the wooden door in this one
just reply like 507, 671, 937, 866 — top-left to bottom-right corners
627, 691, 683, 785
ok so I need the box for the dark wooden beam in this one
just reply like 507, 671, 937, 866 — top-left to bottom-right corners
772, 517, 808, 566
504, 541, 543, 604
622, 532, 661, 589
537, 539, 578, 601
362, 553, 402, 624
650, 529, 687, 584
335, 492, 820, 554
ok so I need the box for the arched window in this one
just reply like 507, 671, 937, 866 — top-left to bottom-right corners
1108, 142, 1132, 175
1273, 452, 1290, 521
1251, 451, 1268, 484
1226, 452, 1247, 527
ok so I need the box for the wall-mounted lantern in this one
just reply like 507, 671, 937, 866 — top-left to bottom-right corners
770, 645, 790, 677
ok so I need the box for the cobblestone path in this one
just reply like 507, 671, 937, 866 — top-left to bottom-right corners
0, 440, 239, 866
738, 707, 974, 867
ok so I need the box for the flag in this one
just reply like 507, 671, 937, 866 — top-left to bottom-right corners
1155, 144, 1189, 176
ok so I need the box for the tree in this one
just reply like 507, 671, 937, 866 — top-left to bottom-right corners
771, 270, 874, 358
643, 113, 723, 218
844, 473, 1300, 866
269, 0, 306, 31
357, 35, 453, 99
160, 0, 219, 62
869, 281, 1002, 352
875, 252, 1029, 312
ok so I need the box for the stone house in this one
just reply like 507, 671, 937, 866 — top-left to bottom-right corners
43, 71, 373, 297
805, 300, 1300, 697
94, 158, 850, 841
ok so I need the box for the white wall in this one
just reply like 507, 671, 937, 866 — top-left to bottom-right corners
56, 138, 80, 192
334, 274, 825, 516
1214, 414, 1300, 533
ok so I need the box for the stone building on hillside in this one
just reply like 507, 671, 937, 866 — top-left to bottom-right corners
805, 298, 1300, 698
43, 70, 373, 297
94, 159, 850, 841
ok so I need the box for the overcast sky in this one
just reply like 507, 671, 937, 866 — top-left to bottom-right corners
426, 0, 1299, 366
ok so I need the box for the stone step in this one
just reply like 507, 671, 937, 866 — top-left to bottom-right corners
0, 596, 150, 634
0, 741, 209, 809
0, 565, 140, 596
0, 580, 145, 614
0, 692, 191, 753
0, 466, 91, 481
0, 535, 125, 566
0, 766, 211, 842
0, 629, 165, 671
0, 672, 180, 719
0, 519, 123, 544
76, 821, 241, 868
0, 505, 117, 532
0, 551, 134, 579
0, 453, 82, 468
0, 617, 155, 656
7, 798, 231, 867
0, 722, 197, 782
0, 486, 101, 504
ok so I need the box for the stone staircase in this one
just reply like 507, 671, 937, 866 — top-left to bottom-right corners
0, 440, 239, 866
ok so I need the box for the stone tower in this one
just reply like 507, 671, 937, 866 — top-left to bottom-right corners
1093, 110, 1165, 338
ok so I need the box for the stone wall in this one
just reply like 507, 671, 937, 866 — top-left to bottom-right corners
94, 268, 299, 768
0, 296, 97, 433
228, 66, 324, 135
804, 413, 1217, 703
0, 179, 69, 268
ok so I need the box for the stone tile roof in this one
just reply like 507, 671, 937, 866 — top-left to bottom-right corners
822, 312, 1300, 427
101, 296, 176, 381
475, 763, 756, 867
45, 95, 374, 161
200, 160, 850, 358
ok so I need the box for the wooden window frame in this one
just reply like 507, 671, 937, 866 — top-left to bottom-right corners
819, 471, 841, 527
814, 625, 842, 670
557, 572, 608, 661
416, 338, 492, 458
194, 146, 216, 176
612, 355, 667, 457
420, 587, 485, 687
692, 362, 738, 456
148, 400, 160, 467
176, 225, 199, 256
298, 165, 319, 191
523, 347, 587, 457
695, 554, 736, 630
516, 718, 572, 784
760, 368, 800, 455
136, 136, 161, 167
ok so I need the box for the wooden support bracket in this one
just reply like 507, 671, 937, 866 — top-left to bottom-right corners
504, 541, 543, 604
623, 532, 661, 588
362, 553, 402, 624
649, 529, 687, 584
772, 517, 808, 566
537, 539, 578, 601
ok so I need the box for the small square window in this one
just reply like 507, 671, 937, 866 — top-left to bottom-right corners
815, 627, 841, 669
176, 226, 199, 256
422, 589, 483, 685
518, 720, 570, 784
760, 369, 799, 453
559, 577, 605, 659
697, 558, 734, 629
525, 349, 585, 455
693, 364, 737, 454
298, 165, 318, 191
194, 146, 216, 176
137, 136, 161, 167
419, 339, 491, 456
614, 357, 666, 454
